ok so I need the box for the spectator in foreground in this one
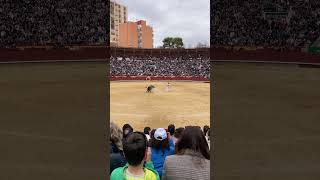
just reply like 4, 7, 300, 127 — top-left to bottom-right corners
167, 124, 175, 142
203, 125, 210, 136
207, 129, 211, 150
148, 129, 156, 146
172, 127, 184, 144
150, 128, 174, 178
144, 126, 151, 141
122, 124, 133, 139
110, 121, 127, 174
111, 132, 160, 180
203, 125, 210, 148
162, 126, 210, 180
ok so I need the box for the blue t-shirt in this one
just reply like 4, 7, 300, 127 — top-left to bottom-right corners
151, 139, 174, 177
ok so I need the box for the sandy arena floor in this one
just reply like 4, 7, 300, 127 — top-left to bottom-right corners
111, 81, 210, 131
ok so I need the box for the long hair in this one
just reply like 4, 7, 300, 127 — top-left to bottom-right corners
174, 127, 184, 139
149, 129, 170, 150
175, 126, 210, 160
110, 121, 123, 151
168, 124, 175, 136
122, 124, 133, 139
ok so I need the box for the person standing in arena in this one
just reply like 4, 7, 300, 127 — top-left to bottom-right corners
165, 82, 171, 92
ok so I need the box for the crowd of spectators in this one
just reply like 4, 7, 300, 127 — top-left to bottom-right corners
211, 0, 320, 50
110, 56, 210, 79
0, 0, 108, 48
110, 122, 210, 180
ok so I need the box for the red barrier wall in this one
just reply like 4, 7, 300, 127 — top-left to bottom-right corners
110, 76, 209, 81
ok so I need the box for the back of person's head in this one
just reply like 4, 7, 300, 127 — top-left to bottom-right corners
150, 128, 170, 150
122, 124, 133, 139
148, 129, 156, 145
174, 127, 185, 139
110, 121, 123, 151
168, 124, 175, 136
123, 124, 133, 132
203, 125, 210, 136
175, 126, 210, 160
144, 127, 151, 135
123, 132, 147, 166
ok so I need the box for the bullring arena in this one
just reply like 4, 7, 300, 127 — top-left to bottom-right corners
110, 48, 210, 131
110, 80, 210, 131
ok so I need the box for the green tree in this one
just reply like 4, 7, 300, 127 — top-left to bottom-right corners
173, 37, 184, 48
162, 37, 184, 48
162, 37, 174, 48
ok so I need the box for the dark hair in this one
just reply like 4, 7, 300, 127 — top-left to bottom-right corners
144, 127, 151, 135
122, 124, 133, 139
168, 124, 175, 136
148, 129, 156, 145
123, 132, 147, 166
203, 125, 210, 135
123, 124, 133, 132
149, 129, 170, 150
175, 126, 210, 160
174, 127, 184, 139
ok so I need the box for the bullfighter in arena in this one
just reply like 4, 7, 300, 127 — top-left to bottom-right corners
166, 82, 171, 92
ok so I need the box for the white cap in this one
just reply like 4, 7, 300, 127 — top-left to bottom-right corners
154, 128, 167, 141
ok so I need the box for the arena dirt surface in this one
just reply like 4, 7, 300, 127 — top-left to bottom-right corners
0, 62, 107, 180
111, 81, 210, 131
213, 62, 320, 180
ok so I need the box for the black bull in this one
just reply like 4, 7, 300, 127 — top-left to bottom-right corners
146, 85, 155, 93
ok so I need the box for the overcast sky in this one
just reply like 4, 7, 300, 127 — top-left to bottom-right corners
115, 0, 210, 48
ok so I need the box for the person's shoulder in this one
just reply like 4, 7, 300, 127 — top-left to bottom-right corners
166, 154, 208, 162
145, 170, 160, 180
110, 152, 126, 163
144, 161, 155, 169
164, 154, 179, 163
110, 167, 124, 179
144, 163, 160, 180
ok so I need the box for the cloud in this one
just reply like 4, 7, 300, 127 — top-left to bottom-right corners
119, 0, 209, 48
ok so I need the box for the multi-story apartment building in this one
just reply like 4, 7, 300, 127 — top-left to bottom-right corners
119, 20, 153, 49
110, 0, 127, 46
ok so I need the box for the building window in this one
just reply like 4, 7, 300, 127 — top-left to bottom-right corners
111, 17, 115, 30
